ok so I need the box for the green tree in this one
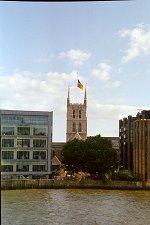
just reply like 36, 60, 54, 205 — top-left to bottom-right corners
62, 135, 118, 177
84, 135, 117, 177
62, 138, 86, 174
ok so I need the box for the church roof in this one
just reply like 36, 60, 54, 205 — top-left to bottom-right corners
52, 156, 61, 166
71, 131, 82, 140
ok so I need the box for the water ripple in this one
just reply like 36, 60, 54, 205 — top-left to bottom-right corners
1, 189, 150, 225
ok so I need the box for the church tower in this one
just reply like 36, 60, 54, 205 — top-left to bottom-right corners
66, 86, 87, 141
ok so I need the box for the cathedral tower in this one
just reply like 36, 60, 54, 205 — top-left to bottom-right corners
66, 86, 87, 141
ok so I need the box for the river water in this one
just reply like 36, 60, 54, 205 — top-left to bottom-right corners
1, 189, 150, 225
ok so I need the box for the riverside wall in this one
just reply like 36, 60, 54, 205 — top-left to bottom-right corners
1, 179, 150, 190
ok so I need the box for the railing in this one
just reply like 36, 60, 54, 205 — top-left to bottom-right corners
1, 179, 150, 190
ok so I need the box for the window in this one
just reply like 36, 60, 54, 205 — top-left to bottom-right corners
17, 127, 30, 135
1, 165, 13, 172
33, 127, 46, 136
1, 115, 16, 124
32, 165, 46, 171
79, 110, 81, 119
16, 164, 29, 172
33, 139, 46, 148
33, 151, 46, 160
2, 151, 14, 159
79, 123, 82, 132
73, 122, 76, 132
73, 110, 75, 119
17, 139, 30, 148
2, 127, 14, 135
52, 151, 55, 157
2, 139, 14, 147
17, 151, 29, 159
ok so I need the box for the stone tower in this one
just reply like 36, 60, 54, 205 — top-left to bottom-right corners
66, 86, 87, 141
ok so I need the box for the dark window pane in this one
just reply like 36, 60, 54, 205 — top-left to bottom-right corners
2, 151, 14, 159
33, 151, 46, 159
32, 165, 46, 171
2, 127, 14, 135
17, 139, 30, 148
2, 139, 14, 147
1, 165, 13, 172
17, 127, 30, 135
17, 151, 29, 159
73, 123, 76, 132
16, 164, 29, 171
33, 128, 46, 136
79, 123, 82, 132
33, 140, 46, 148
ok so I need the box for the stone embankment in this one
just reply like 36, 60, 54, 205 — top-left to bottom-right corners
1, 179, 150, 190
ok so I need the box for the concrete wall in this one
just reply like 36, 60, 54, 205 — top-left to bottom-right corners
1, 179, 150, 190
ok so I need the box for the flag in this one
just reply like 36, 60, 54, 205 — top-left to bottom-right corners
77, 80, 84, 90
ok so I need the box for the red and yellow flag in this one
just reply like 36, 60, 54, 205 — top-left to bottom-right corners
77, 80, 84, 90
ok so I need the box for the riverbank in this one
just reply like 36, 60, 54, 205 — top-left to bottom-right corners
1, 179, 150, 190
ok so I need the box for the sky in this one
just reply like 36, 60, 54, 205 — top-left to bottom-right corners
0, 1, 150, 142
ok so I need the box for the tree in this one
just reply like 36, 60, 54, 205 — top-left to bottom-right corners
62, 138, 86, 174
84, 135, 117, 177
62, 135, 118, 177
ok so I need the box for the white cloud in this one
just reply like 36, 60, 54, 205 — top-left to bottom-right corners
89, 102, 149, 120
91, 62, 111, 81
0, 70, 80, 112
91, 62, 121, 89
0, 70, 149, 140
0, 69, 87, 141
58, 49, 91, 66
119, 23, 150, 63
87, 102, 149, 137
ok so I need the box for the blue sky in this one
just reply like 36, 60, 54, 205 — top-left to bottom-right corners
0, 1, 150, 141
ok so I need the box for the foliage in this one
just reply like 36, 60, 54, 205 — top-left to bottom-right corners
102, 173, 112, 184
62, 135, 118, 177
62, 138, 86, 173
116, 169, 137, 181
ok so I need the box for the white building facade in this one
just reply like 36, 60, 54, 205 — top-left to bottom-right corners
0, 109, 53, 179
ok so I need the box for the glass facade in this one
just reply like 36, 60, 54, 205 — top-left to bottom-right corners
17, 139, 30, 148
33, 127, 47, 136
17, 127, 30, 135
1, 115, 49, 125
1, 165, 13, 172
1, 109, 53, 179
2, 151, 14, 159
2, 139, 14, 147
17, 151, 30, 159
33, 151, 46, 160
32, 165, 46, 172
2, 127, 14, 135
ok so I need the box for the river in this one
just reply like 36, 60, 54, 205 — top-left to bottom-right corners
1, 189, 150, 225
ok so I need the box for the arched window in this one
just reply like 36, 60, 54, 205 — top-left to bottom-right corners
79, 110, 81, 118
73, 122, 76, 132
73, 110, 75, 119
79, 123, 82, 132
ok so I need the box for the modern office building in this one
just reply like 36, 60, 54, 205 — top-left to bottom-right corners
119, 115, 136, 171
133, 119, 150, 181
66, 87, 87, 141
119, 110, 150, 181
0, 109, 53, 179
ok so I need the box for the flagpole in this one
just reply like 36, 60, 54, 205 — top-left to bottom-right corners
76, 71, 78, 103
